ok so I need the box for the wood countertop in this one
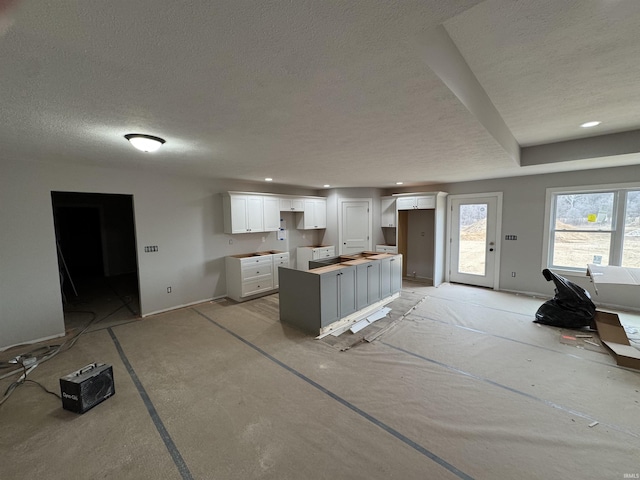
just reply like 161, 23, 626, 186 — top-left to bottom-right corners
307, 264, 348, 275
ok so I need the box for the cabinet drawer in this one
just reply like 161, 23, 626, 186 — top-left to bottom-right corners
242, 262, 273, 279
313, 247, 335, 259
240, 256, 272, 268
274, 259, 289, 268
272, 253, 289, 262
242, 276, 274, 297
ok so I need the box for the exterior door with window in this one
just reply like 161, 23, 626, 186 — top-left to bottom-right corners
449, 194, 501, 288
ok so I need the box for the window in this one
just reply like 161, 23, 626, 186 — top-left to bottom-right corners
546, 186, 640, 271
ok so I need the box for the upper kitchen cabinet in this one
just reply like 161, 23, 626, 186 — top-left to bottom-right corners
396, 194, 436, 210
380, 196, 396, 227
263, 196, 280, 232
279, 197, 305, 212
223, 192, 280, 234
297, 198, 327, 230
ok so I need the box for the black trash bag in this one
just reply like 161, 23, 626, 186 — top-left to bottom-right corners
534, 269, 596, 328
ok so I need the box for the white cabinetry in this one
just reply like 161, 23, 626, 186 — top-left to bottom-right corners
223, 193, 280, 234
296, 245, 335, 271
279, 197, 305, 212
272, 252, 290, 288
376, 245, 398, 254
226, 251, 289, 302
380, 196, 396, 227
263, 197, 280, 232
396, 195, 435, 210
297, 198, 327, 229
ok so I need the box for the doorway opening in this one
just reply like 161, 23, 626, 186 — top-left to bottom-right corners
51, 192, 140, 333
397, 209, 435, 285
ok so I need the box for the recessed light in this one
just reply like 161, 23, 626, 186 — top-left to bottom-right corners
580, 121, 601, 128
265, 178, 273, 182
396, 182, 404, 185
124, 134, 166, 152
323, 184, 330, 188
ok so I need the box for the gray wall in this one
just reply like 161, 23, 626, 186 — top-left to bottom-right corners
388, 164, 640, 309
0, 158, 321, 349
3, 157, 640, 350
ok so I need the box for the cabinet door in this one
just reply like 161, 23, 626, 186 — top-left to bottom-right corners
291, 198, 305, 211
390, 255, 402, 293
339, 268, 357, 318
416, 195, 435, 209
230, 196, 249, 233
396, 197, 416, 210
246, 196, 264, 232
279, 198, 292, 211
355, 264, 369, 310
320, 272, 341, 327
380, 197, 396, 227
366, 261, 381, 304
300, 199, 327, 229
379, 257, 392, 298
313, 199, 327, 228
263, 197, 280, 231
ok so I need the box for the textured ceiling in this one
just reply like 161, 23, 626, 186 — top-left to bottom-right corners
1, 0, 640, 189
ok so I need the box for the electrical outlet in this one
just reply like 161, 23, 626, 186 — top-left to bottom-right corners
511, 272, 516, 277
167, 287, 172, 293
229, 239, 233, 245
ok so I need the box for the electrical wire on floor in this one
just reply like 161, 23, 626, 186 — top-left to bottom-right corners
0, 297, 133, 407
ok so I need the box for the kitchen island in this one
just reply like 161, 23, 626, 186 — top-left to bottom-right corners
279, 252, 402, 335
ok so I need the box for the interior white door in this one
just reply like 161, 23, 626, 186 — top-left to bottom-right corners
340, 200, 371, 254
449, 195, 500, 288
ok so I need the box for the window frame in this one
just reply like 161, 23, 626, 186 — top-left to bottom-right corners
542, 182, 640, 274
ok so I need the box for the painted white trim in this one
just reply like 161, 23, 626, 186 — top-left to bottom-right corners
0, 332, 65, 352
142, 296, 217, 317
542, 181, 640, 273
446, 192, 503, 290
337, 197, 373, 255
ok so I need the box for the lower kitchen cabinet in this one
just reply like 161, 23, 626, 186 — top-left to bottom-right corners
279, 253, 402, 335
379, 254, 402, 298
272, 252, 290, 288
226, 251, 288, 302
320, 266, 357, 327
296, 245, 336, 271
356, 261, 381, 310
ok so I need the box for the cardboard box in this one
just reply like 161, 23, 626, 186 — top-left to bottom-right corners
587, 264, 640, 293
593, 311, 640, 370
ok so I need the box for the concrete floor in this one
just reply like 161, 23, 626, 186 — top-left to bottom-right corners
1, 282, 640, 479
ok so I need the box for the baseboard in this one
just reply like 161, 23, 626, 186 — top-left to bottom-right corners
142, 297, 217, 317
0, 332, 66, 352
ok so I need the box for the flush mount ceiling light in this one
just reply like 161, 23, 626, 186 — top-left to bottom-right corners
323, 184, 331, 188
396, 181, 404, 185
265, 177, 273, 182
580, 121, 601, 128
124, 134, 166, 152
